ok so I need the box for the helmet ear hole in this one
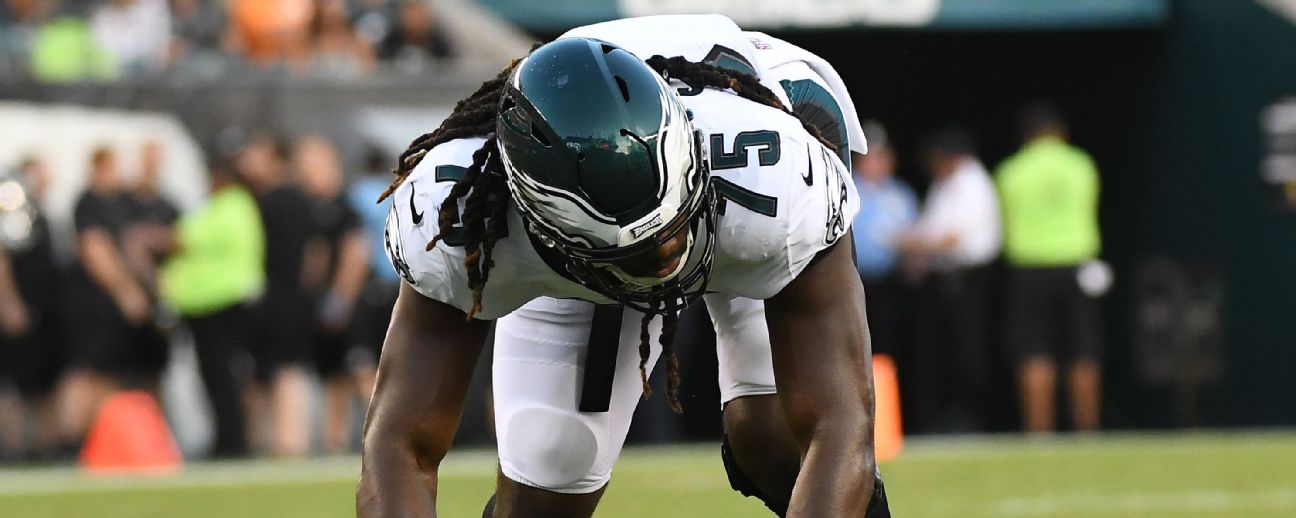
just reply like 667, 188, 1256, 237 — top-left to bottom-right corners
614, 75, 631, 102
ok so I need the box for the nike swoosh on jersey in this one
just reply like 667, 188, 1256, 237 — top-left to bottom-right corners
410, 182, 425, 225
802, 146, 814, 186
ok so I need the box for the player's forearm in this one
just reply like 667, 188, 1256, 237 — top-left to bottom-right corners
357, 286, 488, 518
357, 439, 441, 518
786, 415, 876, 517
780, 349, 876, 516
767, 238, 879, 515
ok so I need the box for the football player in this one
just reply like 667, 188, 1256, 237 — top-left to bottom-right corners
358, 15, 889, 517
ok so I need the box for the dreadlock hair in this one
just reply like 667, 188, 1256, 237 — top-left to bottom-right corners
644, 55, 839, 152
378, 49, 839, 415
376, 59, 521, 322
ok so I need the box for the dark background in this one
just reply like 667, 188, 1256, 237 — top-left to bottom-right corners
772, 1, 1296, 430
625, 1, 1296, 434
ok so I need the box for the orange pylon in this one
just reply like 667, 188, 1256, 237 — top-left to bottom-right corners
872, 354, 903, 461
79, 390, 182, 474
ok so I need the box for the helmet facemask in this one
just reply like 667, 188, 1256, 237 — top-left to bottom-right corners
521, 128, 717, 314
496, 38, 718, 314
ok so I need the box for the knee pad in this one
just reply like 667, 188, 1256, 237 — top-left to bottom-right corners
720, 433, 789, 517
721, 433, 893, 517
866, 473, 892, 518
499, 407, 600, 492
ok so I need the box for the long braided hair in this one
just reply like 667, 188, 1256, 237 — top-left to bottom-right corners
378, 51, 836, 414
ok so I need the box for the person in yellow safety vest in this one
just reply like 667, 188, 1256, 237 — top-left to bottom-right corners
995, 101, 1107, 435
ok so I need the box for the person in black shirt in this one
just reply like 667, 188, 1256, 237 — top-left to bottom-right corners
376, 0, 453, 74
293, 135, 369, 454
0, 156, 63, 462
121, 140, 181, 391
236, 133, 313, 457
59, 147, 151, 452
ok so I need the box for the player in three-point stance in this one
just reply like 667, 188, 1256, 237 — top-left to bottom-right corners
357, 14, 891, 517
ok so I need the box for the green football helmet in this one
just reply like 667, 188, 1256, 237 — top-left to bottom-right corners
496, 38, 716, 312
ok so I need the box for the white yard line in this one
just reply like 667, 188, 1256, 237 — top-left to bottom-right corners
995, 489, 1296, 516
0, 452, 498, 496
897, 430, 1296, 461
0, 445, 727, 497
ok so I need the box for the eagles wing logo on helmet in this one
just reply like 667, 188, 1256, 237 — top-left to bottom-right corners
495, 38, 717, 312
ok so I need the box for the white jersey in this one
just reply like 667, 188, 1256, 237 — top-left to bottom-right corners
563, 14, 868, 155
384, 17, 862, 320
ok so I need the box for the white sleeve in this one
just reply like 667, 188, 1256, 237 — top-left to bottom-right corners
382, 138, 484, 316
745, 31, 868, 155
785, 136, 860, 276
384, 138, 562, 320
955, 171, 1002, 263
378, 137, 515, 315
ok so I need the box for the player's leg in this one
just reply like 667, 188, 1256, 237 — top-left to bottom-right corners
710, 294, 891, 517
490, 297, 662, 517
707, 295, 797, 513
722, 395, 801, 512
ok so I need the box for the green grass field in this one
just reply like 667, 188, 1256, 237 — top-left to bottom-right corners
2, 431, 1294, 517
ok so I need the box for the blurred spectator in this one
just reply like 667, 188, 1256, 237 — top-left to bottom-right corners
343, 146, 396, 428
0, 0, 56, 79
29, 9, 114, 82
90, 0, 171, 76
120, 139, 180, 393
226, 0, 313, 67
900, 126, 1001, 433
850, 121, 917, 356
169, 0, 224, 52
167, 0, 230, 73
349, 0, 396, 50
7, 0, 472, 80
303, 0, 375, 78
58, 147, 149, 453
0, 157, 62, 462
377, 0, 452, 74
235, 133, 313, 457
995, 102, 1104, 434
161, 161, 265, 458
123, 140, 180, 285
294, 135, 369, 453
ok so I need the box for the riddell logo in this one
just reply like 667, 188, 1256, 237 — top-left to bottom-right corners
630, 214, 664, 239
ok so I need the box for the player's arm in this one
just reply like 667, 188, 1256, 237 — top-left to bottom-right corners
356, 282, 490, 518
764, 235, 876, 516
